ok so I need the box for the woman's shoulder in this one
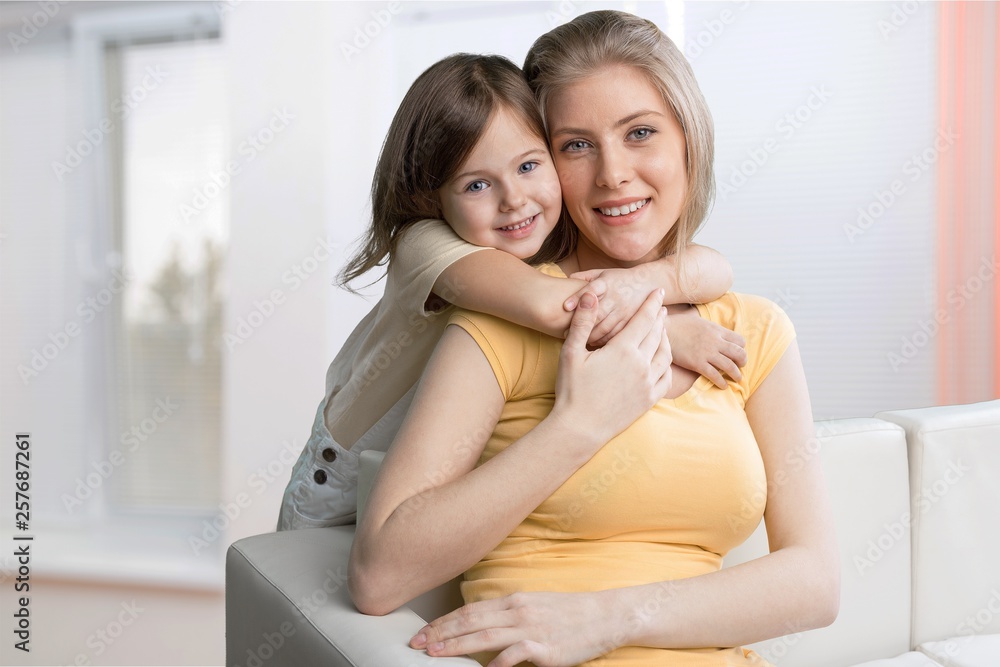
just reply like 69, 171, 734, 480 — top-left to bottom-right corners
701, 292, 797, 400
444, 307, 548, 401
700, 291, 794, 339
446, 307, 534, 338
534, 261, 567, 278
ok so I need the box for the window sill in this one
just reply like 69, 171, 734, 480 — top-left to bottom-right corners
1, 514, 226, 593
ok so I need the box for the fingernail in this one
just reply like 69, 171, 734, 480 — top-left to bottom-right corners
566, 298, 576, 310
580, 294, 594, 309
411, 633, 426, 647
658, 288, 665, 298
429, 641, 445, 652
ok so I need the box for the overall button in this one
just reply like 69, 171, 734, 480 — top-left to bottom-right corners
322, 447, 337, 463
313, 469, 328, 485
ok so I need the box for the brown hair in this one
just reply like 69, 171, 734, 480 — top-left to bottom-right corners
338, 53, 549, 291
523, 10, 717, 288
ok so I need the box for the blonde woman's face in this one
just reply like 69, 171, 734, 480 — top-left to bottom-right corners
546, 65, 687, 268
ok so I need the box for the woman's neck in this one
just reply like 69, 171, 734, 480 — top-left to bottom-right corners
557, 235, 656, 274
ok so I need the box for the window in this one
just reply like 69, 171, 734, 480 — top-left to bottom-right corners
105, 36, 226, 513
0, 3, 228, 585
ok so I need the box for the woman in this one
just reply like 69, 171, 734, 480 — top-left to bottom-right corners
349, 10, 840, 667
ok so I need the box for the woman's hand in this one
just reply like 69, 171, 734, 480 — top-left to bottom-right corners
669, 310, 747, 388
562, 266, 655, 348
550, 288, 672, 450
409, 591, 618, 667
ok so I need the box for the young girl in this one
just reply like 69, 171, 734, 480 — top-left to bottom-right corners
276, 53, 745, 531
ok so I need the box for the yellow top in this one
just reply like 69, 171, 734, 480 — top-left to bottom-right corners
445, 263, 795, 667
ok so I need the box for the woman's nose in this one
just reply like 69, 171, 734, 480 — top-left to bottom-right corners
596, 145, 632, 189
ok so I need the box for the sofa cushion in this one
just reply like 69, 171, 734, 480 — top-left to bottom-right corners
848, 651, 946, 666
226, 527, 477, 666
918, 633, 1000, 667
876, 400, 1000, 646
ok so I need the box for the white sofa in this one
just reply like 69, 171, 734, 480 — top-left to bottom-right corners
226, 400, 1000, 666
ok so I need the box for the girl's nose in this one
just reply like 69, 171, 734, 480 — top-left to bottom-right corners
501, 184, 528, 211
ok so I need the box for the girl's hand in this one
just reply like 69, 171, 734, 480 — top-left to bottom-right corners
562, 267, 657, 348
409, 591, 618, 667
550, 288, 672, 449
669, 310, 747, 388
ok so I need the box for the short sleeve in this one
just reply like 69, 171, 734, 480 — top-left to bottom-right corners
736, 293, 797, 398
390, 219, 491, 318
445, 309, 541, 402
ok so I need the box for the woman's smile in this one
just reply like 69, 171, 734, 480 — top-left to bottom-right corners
593, 196, 650, 226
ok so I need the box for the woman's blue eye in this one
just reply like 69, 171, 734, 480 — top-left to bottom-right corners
563, 140, 589, 152
466, 180, 487, 192
630, 127, 655, 140
518, 161, 538, 174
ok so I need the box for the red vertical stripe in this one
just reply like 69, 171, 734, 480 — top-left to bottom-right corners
967, 1, 986, 403
993, 3, 1000, 399
936, 1, 953, 405
936, 2, 999, 402
955, 1, 966, 403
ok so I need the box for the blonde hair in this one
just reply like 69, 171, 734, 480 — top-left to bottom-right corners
523, 10, 716, 282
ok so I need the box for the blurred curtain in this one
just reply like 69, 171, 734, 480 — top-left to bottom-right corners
934, 1, 999, 404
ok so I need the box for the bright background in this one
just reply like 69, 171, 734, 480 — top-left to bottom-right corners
0, 1, 996, 664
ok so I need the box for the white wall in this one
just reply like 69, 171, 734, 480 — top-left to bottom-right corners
220, 0, 400, 544
687, 0, 940, 419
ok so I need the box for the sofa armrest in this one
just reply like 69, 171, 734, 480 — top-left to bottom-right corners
226, 526, 479, 666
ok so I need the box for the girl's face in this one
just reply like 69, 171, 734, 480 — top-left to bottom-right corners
546, 65, 688, 269
436, 107, 562, 259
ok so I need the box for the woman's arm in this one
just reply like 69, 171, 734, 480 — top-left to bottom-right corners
408, 340, 839, 664
433, 243, 733, 341
605, 339, 840, 647
349, 291, 673, 616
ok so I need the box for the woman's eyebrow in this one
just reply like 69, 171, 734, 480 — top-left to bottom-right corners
615, 110, 662, 126
550, 110, 663, 137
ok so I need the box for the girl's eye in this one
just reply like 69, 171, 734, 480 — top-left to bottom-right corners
518, 161, 538, 174
561, 140, 590, 152
466, 180, 487, 193
629, 127, 656, 141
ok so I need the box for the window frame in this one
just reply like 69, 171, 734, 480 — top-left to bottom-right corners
42, 2, 226, 589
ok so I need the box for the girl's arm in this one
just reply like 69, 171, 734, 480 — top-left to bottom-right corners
562, 243, 733, 347
432, 243, 733, 341
564, 243, 733, 309
349, 291, 672, 616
